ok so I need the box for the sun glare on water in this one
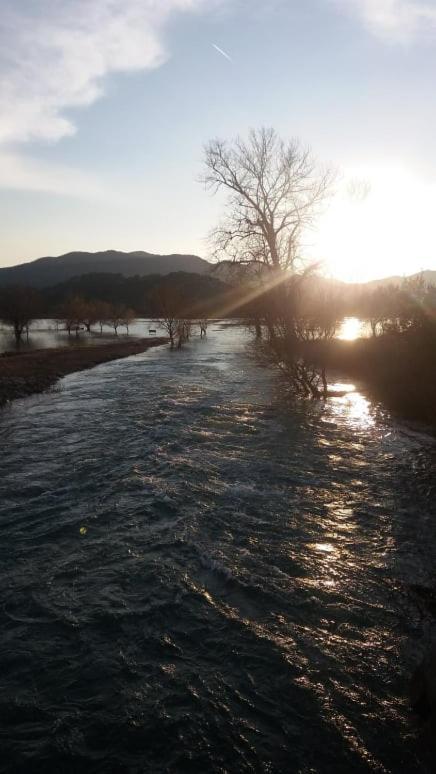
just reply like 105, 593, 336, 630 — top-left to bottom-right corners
337, 317, 362, 341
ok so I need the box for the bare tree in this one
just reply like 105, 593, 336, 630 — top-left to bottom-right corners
203, 127, 333, 273
0, 287, 41, 342
361, 286, 396, 337
153, 287, 183, 348
120, 307, 136, 335
59, 296, 86, 337
81, 300, 100, 333
93, 301, 112, 334
295, 286, 342, 396
203, 128, 334, 396
107, 305, 130, 336
181, 319, 193, 340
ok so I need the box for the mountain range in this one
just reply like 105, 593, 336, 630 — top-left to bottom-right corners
0, 250, 210, 288
0, 250, 434, 289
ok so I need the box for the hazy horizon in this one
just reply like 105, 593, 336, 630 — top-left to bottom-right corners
1, 247, 435, 286
2, 0, 436, 281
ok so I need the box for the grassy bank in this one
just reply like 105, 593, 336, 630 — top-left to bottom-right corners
309, 330, 436, 425
0, 337, 167, 407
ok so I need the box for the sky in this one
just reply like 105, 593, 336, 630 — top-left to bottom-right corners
1, 0, 436, 281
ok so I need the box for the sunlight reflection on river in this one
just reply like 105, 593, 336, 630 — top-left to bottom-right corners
337, 317, 370, 340
326, 381, 376, 430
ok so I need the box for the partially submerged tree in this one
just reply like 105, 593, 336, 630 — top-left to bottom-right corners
295, 286, 343, 396
0, 287, 41, 342
153, 286, 184, 348
59, 296, 86, 336
107, 305, 130, 336
93, 300, 112, 334
360, 275, 429, 337
81, 300, 100, 333
360, 285, 397, 337
203, 127, 334, 396
119, 307, 136, 335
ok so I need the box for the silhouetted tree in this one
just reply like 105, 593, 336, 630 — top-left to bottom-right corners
0, 287, 41, 342
203, 128, 333, 273
153, 287, 183, 348
59, 296, 86, 336
360, 275, 429, 337
203, 128, 334, 396
397, 274, 427, 332
93, 300, 112, 333
296, 286, 342, 396
107, 305, 130, 336
81, 300, 100, 333
119, 308, 136, 334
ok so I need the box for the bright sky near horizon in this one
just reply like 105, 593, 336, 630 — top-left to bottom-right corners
1, 0, 436, 282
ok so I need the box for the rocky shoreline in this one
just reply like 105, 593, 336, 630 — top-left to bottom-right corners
0, 337, 167, 407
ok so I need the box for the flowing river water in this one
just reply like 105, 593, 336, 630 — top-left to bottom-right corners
0, 323, 435, 773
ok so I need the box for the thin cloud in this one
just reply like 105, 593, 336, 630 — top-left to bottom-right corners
0, 151, 118, 201
0, 0, 214, 195
335, 0, 436, 42
0, 0, 210, 147
212, 43, 233, 61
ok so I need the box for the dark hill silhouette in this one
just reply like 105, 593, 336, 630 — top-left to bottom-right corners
41, 271, 232, 316
0, 250, 210, 288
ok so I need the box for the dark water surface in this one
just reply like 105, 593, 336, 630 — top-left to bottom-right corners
0, 324, 435, 773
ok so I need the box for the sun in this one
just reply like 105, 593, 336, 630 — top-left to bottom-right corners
309, 164, 435, 283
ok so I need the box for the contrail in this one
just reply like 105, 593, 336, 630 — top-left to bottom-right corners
212, 43, 232, 62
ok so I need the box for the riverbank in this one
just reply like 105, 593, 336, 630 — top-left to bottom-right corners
0, 337, 167, 406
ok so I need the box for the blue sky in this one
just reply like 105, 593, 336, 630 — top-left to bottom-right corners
1, 0, 436, 280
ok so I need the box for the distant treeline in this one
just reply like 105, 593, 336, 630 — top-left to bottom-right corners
40, 271, 235, 317
0, 271, 257, 342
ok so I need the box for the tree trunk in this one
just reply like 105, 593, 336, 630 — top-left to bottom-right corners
321, 366, 328, 399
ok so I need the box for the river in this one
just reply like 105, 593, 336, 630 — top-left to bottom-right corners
0, 323, 435, 773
